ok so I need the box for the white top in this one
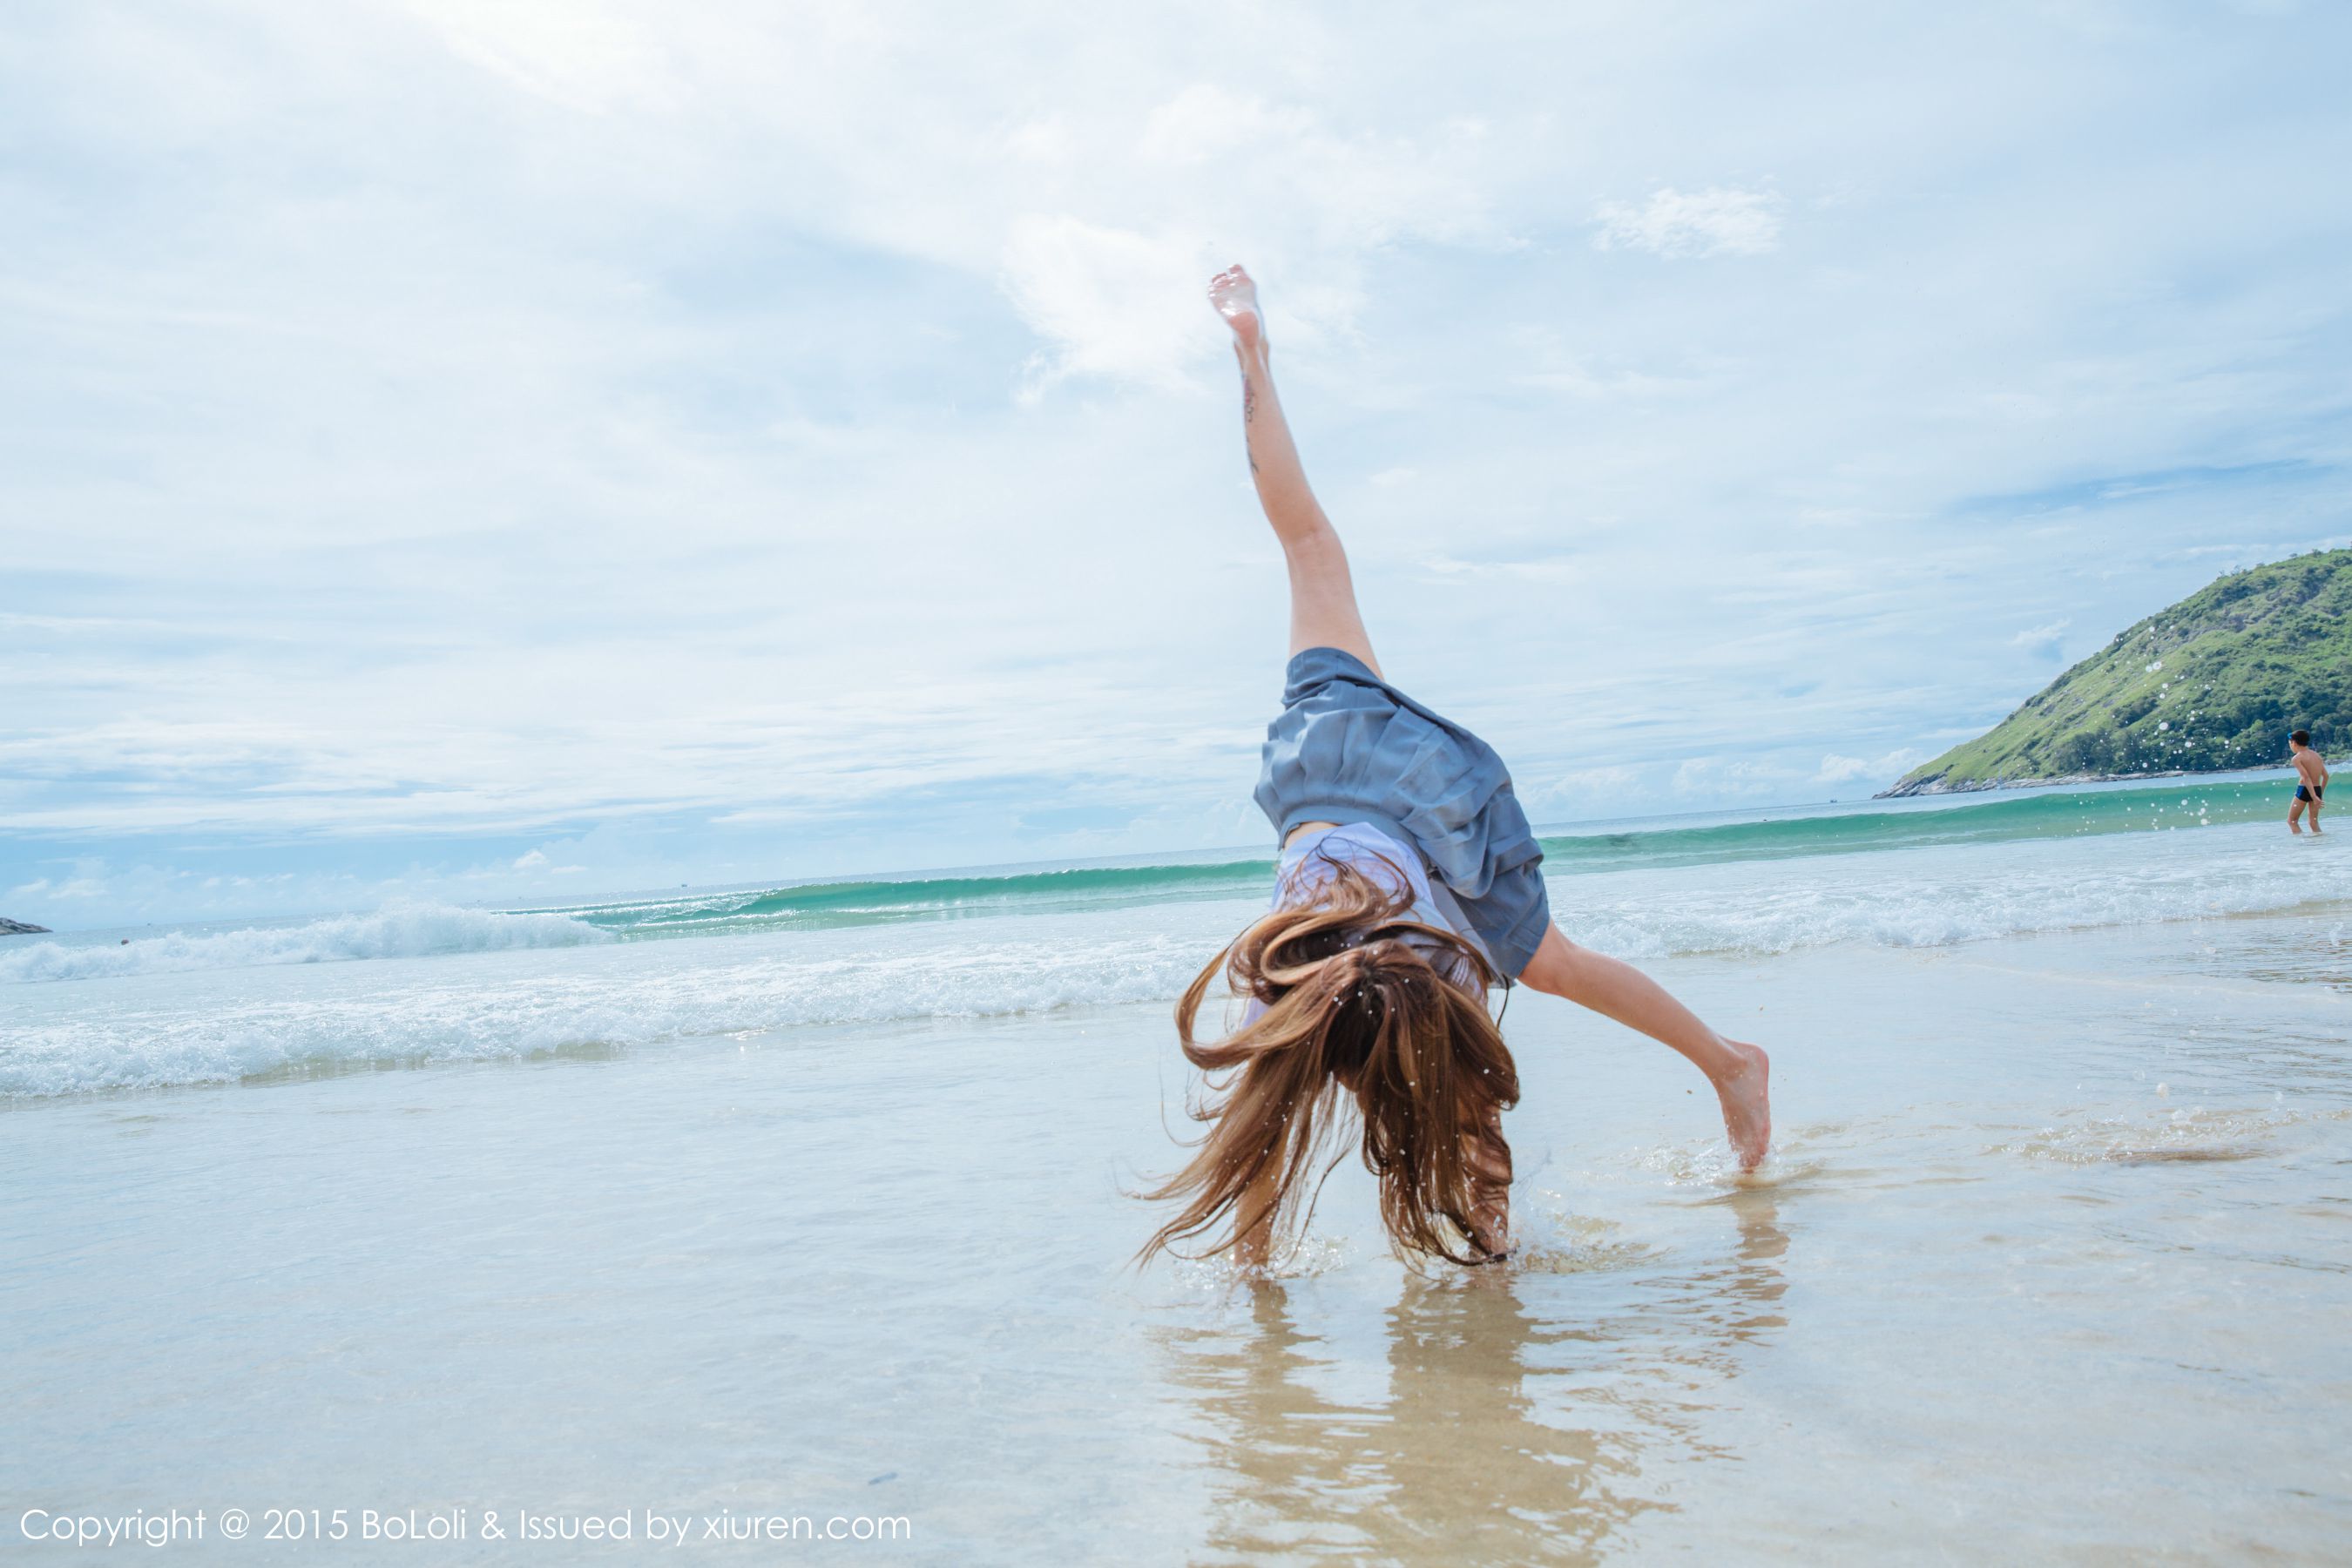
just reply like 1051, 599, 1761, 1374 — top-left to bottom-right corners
1279, 822, 1455, 931
1238, 823, 1487, 1025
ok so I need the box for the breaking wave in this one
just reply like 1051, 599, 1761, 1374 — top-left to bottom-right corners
0, 903, 609, 985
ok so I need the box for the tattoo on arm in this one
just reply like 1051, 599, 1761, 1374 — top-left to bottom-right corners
1242, 376, 1260, 475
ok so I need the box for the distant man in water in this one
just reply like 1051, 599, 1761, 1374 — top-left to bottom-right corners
2288, 729, 2328, 835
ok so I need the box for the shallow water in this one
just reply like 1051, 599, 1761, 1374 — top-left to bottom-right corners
6, 892, 2349, 1561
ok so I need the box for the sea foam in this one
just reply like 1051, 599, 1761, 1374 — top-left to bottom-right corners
0, 902, 609, 985
0, 929, 1208, 1097
4, 816, 2343, 1098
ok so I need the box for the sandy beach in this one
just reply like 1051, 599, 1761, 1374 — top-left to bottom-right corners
8, 890, 2347, 1563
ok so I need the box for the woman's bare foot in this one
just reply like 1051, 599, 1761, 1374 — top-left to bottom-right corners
1466, 1199, 1511, 1263
1463, 1111, 1513, 1261
1714, 1041, 1772, 1172
1206, 263, 1266, 356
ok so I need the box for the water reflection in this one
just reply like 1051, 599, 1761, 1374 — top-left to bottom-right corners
2217, 922, 2351, 993
1162, 1192, 1787, 1565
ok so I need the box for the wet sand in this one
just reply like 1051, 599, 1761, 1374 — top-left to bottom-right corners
5, 910, 2349, 1562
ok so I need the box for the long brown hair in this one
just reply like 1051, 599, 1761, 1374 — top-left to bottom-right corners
1139, 855, 1519, 1267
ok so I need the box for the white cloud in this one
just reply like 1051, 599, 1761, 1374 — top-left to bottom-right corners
999, 215, 1213, 393
1519, 764, 1646, 820
1001, 116, 1073, 165
1421, 554, 1584, 585
993, 79, 1498, 387
1672, 756, 1793, 797
1813, 747, 1930, 785
511, 848, 549, 869
1592, 186, 1786, 259
402, 0, 684, 113
2011, 619, 2072, 659
6, 871, 108, 902
1137, 84, 1314, 166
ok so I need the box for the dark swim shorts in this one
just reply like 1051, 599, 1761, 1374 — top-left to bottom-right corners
1254, 646, 1552, 980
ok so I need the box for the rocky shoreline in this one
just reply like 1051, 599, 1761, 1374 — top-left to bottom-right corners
1877, 764, 2289, 800
1, 917, 51, 935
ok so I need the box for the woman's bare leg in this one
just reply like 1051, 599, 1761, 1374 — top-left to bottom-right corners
1233, 1162, 1280, 1271
1207, 265, 1382, 676
1519, 923, 1773, 1170
1463, 1102, 1513, 1259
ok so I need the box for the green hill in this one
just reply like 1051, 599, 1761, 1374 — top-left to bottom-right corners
1882, 548, 2352, 797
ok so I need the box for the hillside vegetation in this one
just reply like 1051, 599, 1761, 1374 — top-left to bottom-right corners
1883, 548, 2352, 796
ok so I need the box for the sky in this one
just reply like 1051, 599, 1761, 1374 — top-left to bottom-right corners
4, 0, 2349, 929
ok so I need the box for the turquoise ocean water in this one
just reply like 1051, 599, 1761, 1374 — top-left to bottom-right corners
0, 771, 2336, 1097
534, 776, 2294, 940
